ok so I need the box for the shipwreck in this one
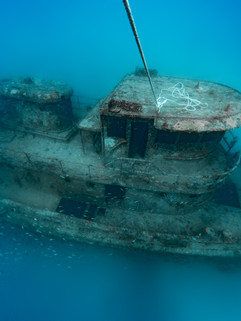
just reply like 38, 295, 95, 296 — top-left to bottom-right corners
0, 70, 241, 257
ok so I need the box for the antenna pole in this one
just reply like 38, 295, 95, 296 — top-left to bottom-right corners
122, 0, 158, 106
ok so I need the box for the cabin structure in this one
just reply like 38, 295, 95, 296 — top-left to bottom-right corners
79, 71, 241, 213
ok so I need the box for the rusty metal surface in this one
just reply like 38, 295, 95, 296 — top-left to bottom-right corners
100, 74, 241, 132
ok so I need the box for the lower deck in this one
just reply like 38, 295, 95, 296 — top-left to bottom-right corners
0, 126, 241, 257
0, 151, 241, 257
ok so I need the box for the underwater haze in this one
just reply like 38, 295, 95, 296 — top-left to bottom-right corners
1, 0, 241, 320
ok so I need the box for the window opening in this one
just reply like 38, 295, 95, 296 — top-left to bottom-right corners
200, 132, 224, 143
56, 198, 106, 220
106, 116, 127, 138
92, 132, 101, 153
214, 179, 240, 208
105, 184, 126, 203
178, 132, 199, 143
129, 120, 148, 158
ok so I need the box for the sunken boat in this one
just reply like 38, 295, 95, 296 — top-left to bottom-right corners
1, 70, 241, 257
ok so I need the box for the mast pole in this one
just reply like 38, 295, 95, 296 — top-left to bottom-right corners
122, 0, 158, 106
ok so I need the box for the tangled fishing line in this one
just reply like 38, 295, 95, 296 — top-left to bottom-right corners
156, 82, 208, 112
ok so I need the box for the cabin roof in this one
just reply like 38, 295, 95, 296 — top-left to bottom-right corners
98, 74, 241, 132
0, 77, 73, 104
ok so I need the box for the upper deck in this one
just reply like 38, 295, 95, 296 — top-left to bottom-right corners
100, 73, 241, 132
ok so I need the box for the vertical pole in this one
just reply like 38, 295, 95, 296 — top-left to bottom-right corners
122, 0, 158, 106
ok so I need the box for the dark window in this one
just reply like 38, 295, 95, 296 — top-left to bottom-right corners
200, 132, 224, 142
129, 120, 149, 158
107, 116, 126, 138
86, 181, 95, 189
156, 130, 178, 144
92, 132, 101, 153
214, 179, 240, 208
56, 198, 106, 220
156, 130, 224, 144
189, 194, 198, 198
105, 184, 126, 202
178, 132, 199, 143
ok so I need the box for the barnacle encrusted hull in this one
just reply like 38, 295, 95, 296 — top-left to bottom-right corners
1, 198, 241, 257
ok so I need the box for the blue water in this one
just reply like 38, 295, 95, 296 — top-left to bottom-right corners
1, 0, 241, 320
1, 222, 241, 321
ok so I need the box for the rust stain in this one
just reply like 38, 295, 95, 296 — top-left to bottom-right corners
108, 98, 142, 113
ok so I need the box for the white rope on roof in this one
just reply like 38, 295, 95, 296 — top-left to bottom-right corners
157, 82, 208, 112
